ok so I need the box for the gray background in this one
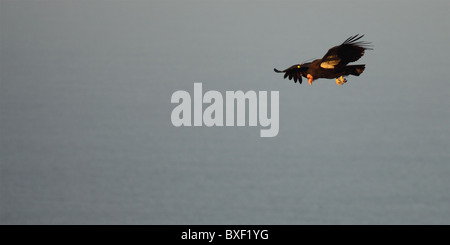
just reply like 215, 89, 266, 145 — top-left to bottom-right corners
1, 0, 449, 224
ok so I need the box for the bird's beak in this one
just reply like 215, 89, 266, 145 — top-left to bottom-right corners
307, 74, 313, 85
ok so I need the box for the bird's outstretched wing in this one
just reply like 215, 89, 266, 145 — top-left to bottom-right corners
320, 34, 372, 69
274, 64, 310, 84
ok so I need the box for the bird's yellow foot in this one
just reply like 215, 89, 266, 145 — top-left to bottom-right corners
336, 76, 347, 85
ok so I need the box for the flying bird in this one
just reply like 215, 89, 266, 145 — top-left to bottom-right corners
274, 34, 372, 85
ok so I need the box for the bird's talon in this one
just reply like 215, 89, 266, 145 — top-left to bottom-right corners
336, 76, 347, 85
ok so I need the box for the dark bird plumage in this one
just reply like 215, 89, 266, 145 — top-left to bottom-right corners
274, 34, 372, 85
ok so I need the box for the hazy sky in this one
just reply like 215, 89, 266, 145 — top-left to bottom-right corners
1, 0, 450, 224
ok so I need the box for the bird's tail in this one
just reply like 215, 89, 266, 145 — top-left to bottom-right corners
345, 65, 365, 76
